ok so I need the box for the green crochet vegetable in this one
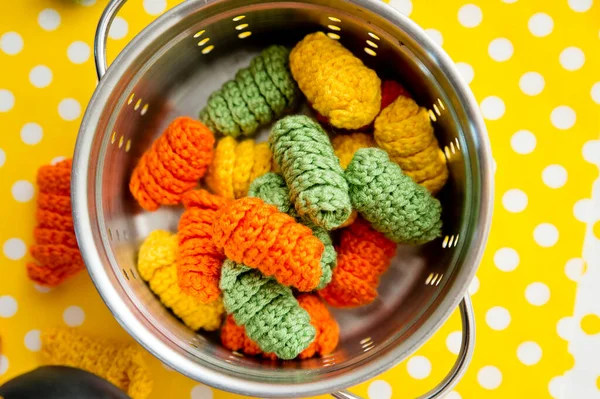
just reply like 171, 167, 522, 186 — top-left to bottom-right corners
345, 148, 442, 244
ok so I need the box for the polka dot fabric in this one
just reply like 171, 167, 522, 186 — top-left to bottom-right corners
0, 1, 598, 399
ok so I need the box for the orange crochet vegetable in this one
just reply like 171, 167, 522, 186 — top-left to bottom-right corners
26, 159, 85, 287
319, 217, 397, 307
212, 197, 324, 292
129, 117, 215, 211
176, 190, 229, 303
221, 294, 339, 359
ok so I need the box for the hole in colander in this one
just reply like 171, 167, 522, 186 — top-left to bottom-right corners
364, 47, 376, 56
141, 104, 149, 115
366, 40, 378, 48
197, 37, 210, 47
235, 24, 248, 30
444, 146, 451, 160
193, 30, 205, 38
434, 274, 444, 286
122, 269, 130, 280
129, 268, 137, 280
118, 136, 124, 148
238, 31, 252, 39
448, 235, 455, 247
425, 272, 435, 284
134, 99, 141, 111
107, 229, 113, 241
232, 351, 244, 357
327, 32, 340, 40
127, 93, 134, 105
455, 137, 461, 151
328, 16, 341, 22
442, 236, 449, 248
202, 45, 215, 54
454, 234, 460, 247
232, 15, 245, 21
110, 132, 116, 144
115, 229, 121, 241
368, 32, 380, 40
428, 109, 437, 122
450, 141, 456, 154
438, 98, 446, 110
125, 139, 132, 152
328, 24, 341, 31
433, 103, 441, 116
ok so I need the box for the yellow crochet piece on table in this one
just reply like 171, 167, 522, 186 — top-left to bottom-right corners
137, 230, 224, 331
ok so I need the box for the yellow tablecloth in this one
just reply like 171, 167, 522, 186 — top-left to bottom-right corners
1, 0, 599, 398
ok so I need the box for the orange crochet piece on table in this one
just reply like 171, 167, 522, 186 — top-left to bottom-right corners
221, 294, 338, 359
212, 197, 324, 292
176, 190, 229, 303
26, 159, 84, 287
129, 117, 215, 211
319, 217, 397, 307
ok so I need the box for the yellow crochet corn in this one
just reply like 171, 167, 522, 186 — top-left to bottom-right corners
290, 32, 381, 130
206, 137, 272, 199
137, 230, 225, 331
332, 133, 376, 169
374, 95, 449, 194
41, 328, 153, 399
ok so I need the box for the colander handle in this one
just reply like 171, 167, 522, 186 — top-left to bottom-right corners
94, 0, 129, 79
331, 295, 475, 399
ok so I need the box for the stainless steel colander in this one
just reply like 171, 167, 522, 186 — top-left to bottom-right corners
72, 0, 493, 397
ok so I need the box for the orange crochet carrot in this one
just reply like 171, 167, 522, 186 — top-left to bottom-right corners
129, 117, 215, 211
177, 189, 229, 303
221, 294, 338, 359
319, 217, 397, 307
27, 159, 85, 287
212, 197, 324, 292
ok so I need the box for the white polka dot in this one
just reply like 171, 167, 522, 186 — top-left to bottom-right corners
565, 258, 586, 281
519, 72, 545, 95
389, 0, 413, 16
445, 392, 461, 399
1, 32, 23, 55
51, 156, 66, 165
143, 0, 167, 15
38, 9, 61, 31
0, 295, 18, 318
533, 223, 559, 247
67, 41, 90, 64
63, 306, 85, 327
34, 284, 52, 293
559, 47, 585, 71
58, 98, 81, 121
458, 4, 482, 28
0, 149, 5, 167
573, 199, 593, 222
468, 275, 479, 295
549, 376, 565, 398
0, 355, 8, 376
480, 96, 505, 120
591, 82, 600, 104
12, 180, 35, 202
0, 89, 15, 112
550, 106, 576, 130
517, 341, 542, 365
406, 356, 431, 379
109, 17, 128, 40
568, 0, 593, 12
528, 13, 554, 37
29, 65, 53, 88
557, 317, 575, 340
477, 366, 502, 389
455, 62, 474, 84
190, 384, 213, 399
486, 306, 511, 330
494, 247, 520, 272
511, 130, 536, 154
488, 38, 513, 62
367, 380, 392, 399
20, 122, 43, 145
502, 189, 527, 212
525, 282, 550, 306
582, 140, 600, 165
424, 29, 443, 46
542, 165, 568, 188
3, 238, 26, 260
446, 331, 462, 354
24, 329, 41, 351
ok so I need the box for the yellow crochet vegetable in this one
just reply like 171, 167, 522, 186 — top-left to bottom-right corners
137, 230, 225, 331
374, 95, 448, 194
290, 32, 381, 130
332, 133, 376, 169
41, 328, 153, 399
206, 137, 273, 199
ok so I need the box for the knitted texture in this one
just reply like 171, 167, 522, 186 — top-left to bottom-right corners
248, 172, 336, 289
199, 45, 300, 137
41, 328, 153, 399
138, 230, 225, 331
270, 115, 352, 229
212, 197, 324, 291
205, 137, 272, 199
26, 159, 84, 287
129, 117, 215, 211
220, 260, 316, 359
319, 217, 397, 307
374, 95, 448, 194
345, 148, 443, 244
221, 294, 339, 359
331, 133, 376, 169
177, 190, 229, 303
290, 32, 381, 129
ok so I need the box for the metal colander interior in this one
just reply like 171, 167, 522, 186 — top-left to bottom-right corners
73, 0, 490, 396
